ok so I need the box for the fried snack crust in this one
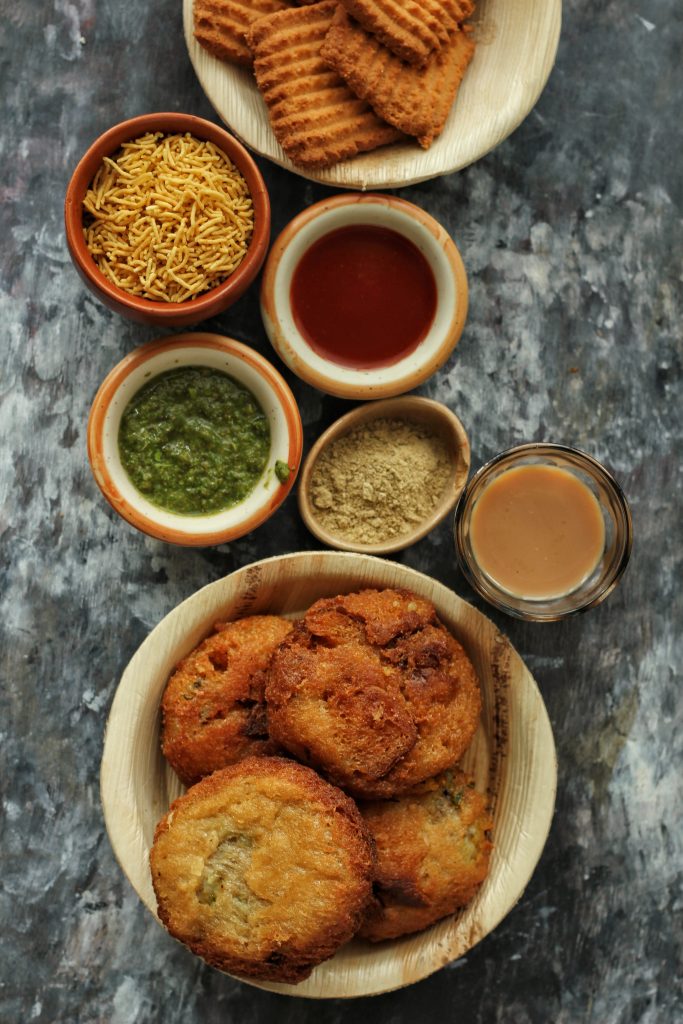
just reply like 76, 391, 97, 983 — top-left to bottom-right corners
339, 0, 474, 67
321, 9, 475, 147
247, 1, 403, 169
161, 615, 293, 787
150, 757, 376, 983
192, 0, 294, 66
266, 589, 482, 798
358, 769, 493, 940
194, 0, 292, 67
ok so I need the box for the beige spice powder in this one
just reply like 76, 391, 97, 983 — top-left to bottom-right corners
309, 417, 452, 545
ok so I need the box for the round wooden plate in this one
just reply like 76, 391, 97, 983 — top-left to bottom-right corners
101, 551, 557, 997
182, 0, 562, 189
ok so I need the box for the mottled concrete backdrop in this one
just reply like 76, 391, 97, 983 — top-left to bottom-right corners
1, 1, 681, 1022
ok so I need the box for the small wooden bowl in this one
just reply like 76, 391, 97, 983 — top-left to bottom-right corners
100, 551, 557, 998
298, 397, 471, 554
64, 113, 270, 327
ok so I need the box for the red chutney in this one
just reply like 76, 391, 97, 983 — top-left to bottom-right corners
290, 225, 437, 369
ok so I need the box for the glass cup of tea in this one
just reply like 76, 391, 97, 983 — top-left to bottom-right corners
454, 443, 633, 621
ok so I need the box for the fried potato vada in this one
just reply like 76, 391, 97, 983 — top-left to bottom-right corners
150, 757, 376, 983
265, 589, 481, 798
358, 768, 493, 941
161, 615, 292, 787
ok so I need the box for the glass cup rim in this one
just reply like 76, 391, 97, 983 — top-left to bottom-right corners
453, 442, 633, 621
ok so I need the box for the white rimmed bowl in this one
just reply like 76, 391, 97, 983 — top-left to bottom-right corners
260, 194, 468, 399
87, 333, 303, 546
100, 551, 557, 998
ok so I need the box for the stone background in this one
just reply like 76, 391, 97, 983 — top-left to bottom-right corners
1, 1, 681, 1021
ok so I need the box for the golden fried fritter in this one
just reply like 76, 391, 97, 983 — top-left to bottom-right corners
150, 757, 376, 983
161, 615, 292, 787
358, 769, 493, 940
266, 589, 481, 798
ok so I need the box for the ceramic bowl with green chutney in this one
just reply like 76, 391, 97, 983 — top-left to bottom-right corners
87, 333, 303, 546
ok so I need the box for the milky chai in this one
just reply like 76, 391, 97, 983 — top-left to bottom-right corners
469, 464, 606, 600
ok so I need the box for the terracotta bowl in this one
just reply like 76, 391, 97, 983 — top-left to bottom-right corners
260, 194, 468, 399
298, 397, 471, 554
87, 333, 302, 546
100, 551, 557, 998
64, 113, 270, 327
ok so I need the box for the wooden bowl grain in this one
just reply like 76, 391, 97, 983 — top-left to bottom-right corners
101, 551, 557, 997
298, 397, 471, 554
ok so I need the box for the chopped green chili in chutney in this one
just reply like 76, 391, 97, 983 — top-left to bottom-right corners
118, 367, 271, 515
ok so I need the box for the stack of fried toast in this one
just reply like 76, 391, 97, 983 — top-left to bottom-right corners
194, 0, 476, 169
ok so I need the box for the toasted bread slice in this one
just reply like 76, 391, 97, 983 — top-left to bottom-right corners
338, 0, 474, 67
322, 7, 475, 147
194, 0, 292, 67
248, 1, 403, 168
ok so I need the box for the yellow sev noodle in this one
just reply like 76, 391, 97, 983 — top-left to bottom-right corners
82, 132, 254, 303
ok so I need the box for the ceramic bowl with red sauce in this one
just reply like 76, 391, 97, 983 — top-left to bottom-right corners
260, 194, 468, 399
65, 113, 270, 328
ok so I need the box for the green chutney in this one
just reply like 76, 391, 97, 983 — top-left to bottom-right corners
118, 366, 271, 515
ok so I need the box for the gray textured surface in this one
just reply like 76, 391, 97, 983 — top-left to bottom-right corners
1, 1, 682, 1021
